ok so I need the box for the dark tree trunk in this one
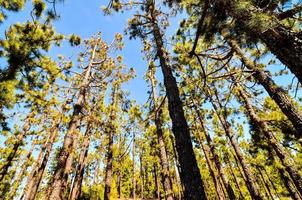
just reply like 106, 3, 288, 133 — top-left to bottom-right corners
154, 165, 161, 199
150, 5, 206, 200
236, 83, 302, 195
210, 94, 263, 200
214, 0, 302, 83
140, 154, 144, 199
149, 69, 174, 200
69, 124, 92, 200
132, 134, 136, 200
225, 35, 302, 137
278, 167, 302, 200
262, 167, 281, 199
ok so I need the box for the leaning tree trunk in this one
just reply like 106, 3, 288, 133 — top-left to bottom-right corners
8, 138, 35, 199
225, 153, 245, 199
209, 92, 263, 200
236, 83, 302, 195
193, 103, 236, 199
48, 41, 98, 200
23, 120, 60, 200
258, 167, 274, 200
278, 166, 302, 200
0, 114, 32, 182
149, 5, 206, 200
198, 134, 226, 200
69, 124, 92, 200
213, 0, 302, 83
149, 68, 174, 200
224, 33, 302, 137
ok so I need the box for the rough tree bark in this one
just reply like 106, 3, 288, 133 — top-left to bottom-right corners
236, 83, 302, 195
224, 33, 302, 137
148, 67, 174, 200
48, 40, 99, 200
69, 124, 92, 200
209, 90, 263, 200
149, 4, 206, 199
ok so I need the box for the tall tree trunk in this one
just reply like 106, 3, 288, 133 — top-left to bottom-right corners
193, 103, 236, 199
223, 33, 302, 137
198, 137, 226, 200
209, 92, 263, 200
8, 138, 35, 199
236, 83, 302, 195
225, 154, 245, 199
154, 165, 161, 200
48, 41, 98, 200
0, 113, 32, 182
140, 153, 144, 199
132, 134, 136, 200
148, 68, 174, 200
258, 168, 274, 200
262, 167, 280, 199
23, 120, 60, 200
149, 5, 206, 199
69, 124, 92, 200
210, 0, 302, 83
278, 167, 302, 200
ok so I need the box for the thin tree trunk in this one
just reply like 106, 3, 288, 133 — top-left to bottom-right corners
8, 138, 35, 199
132, 134, 136, 200
148, 68, 174, 200
48, 41, 99, 200
140, 153, 144, 199
209, 92, 263, 200
69, 124, 92, 200
258, 168, 274, 200
223, 33, 302, 137
262, 167, 281, 199
278, 167, 302, 200
149, 4, 206, 199
236, 83, 302, 195
0, 114, 32, 182
193, 103, 236, 199
199, 138, 226, 200
154, 165, 161, 200
23, 120, 60, 200
225, 154, 245, 199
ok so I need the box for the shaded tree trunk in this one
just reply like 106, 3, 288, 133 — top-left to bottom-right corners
199, 138, 226, 200
209, 92, 263, 200
148, 68, 174, 200
258, 168, 274, 200
149, 5, 206, 199
193, 103, 236, 199
236, 83, 302, 195
132, 134, 136, 200
224, 34, 302, 137
278, 167, 302, 200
